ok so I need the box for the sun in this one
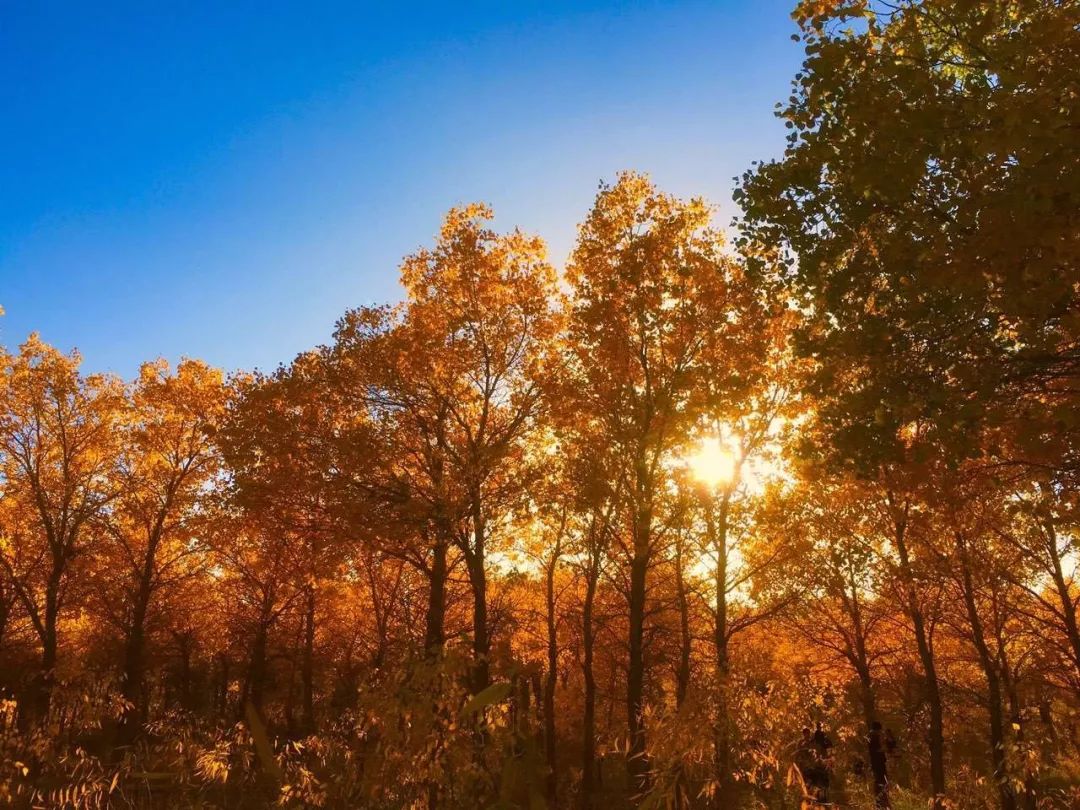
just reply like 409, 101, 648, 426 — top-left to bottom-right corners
686, 436, 737, 489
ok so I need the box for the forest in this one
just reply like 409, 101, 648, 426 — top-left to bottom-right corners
1, 0, 1078, 808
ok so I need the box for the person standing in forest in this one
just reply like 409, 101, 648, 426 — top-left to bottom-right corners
795, 727, 828, 804
812, 722, 833, 802
868, 721, 890, 808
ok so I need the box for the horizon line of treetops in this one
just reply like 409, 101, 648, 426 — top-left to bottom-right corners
2, 2, 1078, 809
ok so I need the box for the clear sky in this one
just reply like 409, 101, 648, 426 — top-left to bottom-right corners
1, 1, 803, 377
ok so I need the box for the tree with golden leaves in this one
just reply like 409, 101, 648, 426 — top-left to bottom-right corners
92, 359, 226, 740
563, 172, 769, 800
0, 335, 126, 719
336, 204, 560, 694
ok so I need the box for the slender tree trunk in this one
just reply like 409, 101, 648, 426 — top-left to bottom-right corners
284, 650, 298, 736
120, 543, 159, 744
543, 658, 557, 803
1044, 518, 1080, 695
581, 550, 600, 810
855, 659, 888, 806
847, 583, 885, 805
0, 586, 13, 655
912, 606, 946, 806
892, 517, 946, 807
427, 425, 451, 658
423, 522, 451, 810
118, 503, 179, 741
626, 494, 651, 800
671, 535, 693, 810
176, 635, 194, 712
544, 539, 562, 804
712, 500, 729, 676
847, 565, 876, 726
467, 491, 490, 694
993, 578, 1036, 810
301, 585, 316, 733
216, 655, 230, 717
709, 495, 732, 808
674, 538, 691, 708
955, 532, 1014, 810
1003, 672, 1037, 810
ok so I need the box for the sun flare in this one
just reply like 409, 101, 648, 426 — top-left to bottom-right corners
687, 436, 738, 489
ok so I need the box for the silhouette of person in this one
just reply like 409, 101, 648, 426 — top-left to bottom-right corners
868, 721, 890, 808
795, 727, 820, 799
812, 722, 833, 801
795, 724, 834, 803
813, 721, 832, 755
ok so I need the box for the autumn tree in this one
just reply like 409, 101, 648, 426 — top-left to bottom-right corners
737, 0, 1080, 474
0, 335, 126, 719
218, 355, 350, 731
329, 304, 463, 659
738, 1, 1080, 803
91, 358, 226, 741
932, 474, 1035, 810
683, 298, 799, 805
337, 205, 559, 694
563, 172, 770, 799
1, 13, 1077, 797
562, 437, 621, 809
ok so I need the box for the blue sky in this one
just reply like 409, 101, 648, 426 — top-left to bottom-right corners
1, 1, 803, 377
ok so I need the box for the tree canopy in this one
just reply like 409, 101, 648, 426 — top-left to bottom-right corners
1, 2, 1078, 808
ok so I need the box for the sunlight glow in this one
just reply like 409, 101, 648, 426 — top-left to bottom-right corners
687, 436, 737, 489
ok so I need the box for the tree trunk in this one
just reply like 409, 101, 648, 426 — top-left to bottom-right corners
712, 500, 729, 676
466, 490, 490, 694
246, 623, 269, 713
892, 518, 946, 807
118, 505, 176, 743
301, 585, 316, 733
544, 540, 562, 804
856, 663, 876, 727
626, 500, 651, 801
425, 540, 448, 654
955, 532, 1014, 810
581, 549, 600, 810
427, 423, 451, 658
118, 601, 148, 745
675, 539, 691, 708
176, 634, 195, 712
912, 607, 946, 806
468, 552, 489, 694
216, 654, 230, 717
119, 544, 159, 743
1003, 673, 1037, 810
37, 564, 62, 720
0, 585, 13, 654
847, 564, 876, 726
709, 495, 732, 808
1044, 517, 1080, 695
